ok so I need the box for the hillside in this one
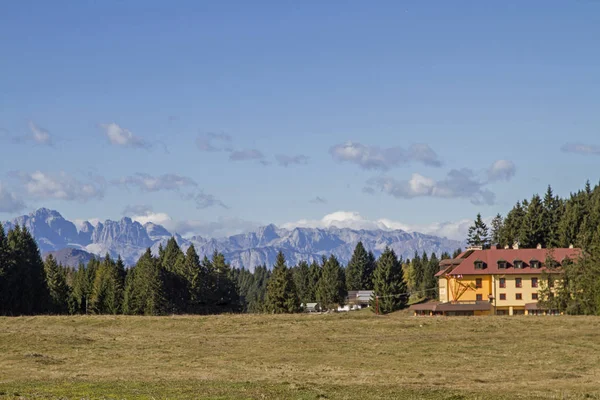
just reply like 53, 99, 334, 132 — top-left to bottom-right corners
4, 208, 464, 269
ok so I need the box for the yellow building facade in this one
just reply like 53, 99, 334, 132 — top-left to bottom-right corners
412, 246, 581, 316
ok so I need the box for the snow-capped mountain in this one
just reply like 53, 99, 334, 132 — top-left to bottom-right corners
3, 208, 465, 270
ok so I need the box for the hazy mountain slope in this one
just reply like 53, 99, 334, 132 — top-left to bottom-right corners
4, 208, 465, 270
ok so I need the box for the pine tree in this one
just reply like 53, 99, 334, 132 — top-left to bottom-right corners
422, 253, 439, 300
316, 255, 347, 310
500, 202, 526, 247
0, 223, 9, 313
452, 248, 463, 258
44, 254, 70, 313
123, 249, 166, 315
411, 251, 424, 295
363, 251, 376, 290
467, 213, 489, 248
345, 242, 369, 291
522, 194, 545, 248
160, 237, 188, 313
307, 260, 322, 302
543, 185, 563, 247
211, 251, 239, 312
490, 214, 503, 246
265, 251, 300, 313
90, 253, 123, 314
181, 244, 204, 313
370, 247, 407, 314
292, 261, 311, 305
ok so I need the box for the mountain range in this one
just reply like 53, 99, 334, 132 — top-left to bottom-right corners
2, 208, 465, 270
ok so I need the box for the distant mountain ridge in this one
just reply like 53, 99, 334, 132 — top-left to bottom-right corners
3, 208, 465, 270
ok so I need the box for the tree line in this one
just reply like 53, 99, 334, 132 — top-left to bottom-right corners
1, 222, 451, 316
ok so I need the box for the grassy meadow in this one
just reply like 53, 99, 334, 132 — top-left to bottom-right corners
1, 310, 600, 399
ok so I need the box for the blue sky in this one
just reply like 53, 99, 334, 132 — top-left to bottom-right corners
1, 1, 599, 239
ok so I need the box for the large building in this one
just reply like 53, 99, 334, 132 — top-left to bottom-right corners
410, 244, 581, 316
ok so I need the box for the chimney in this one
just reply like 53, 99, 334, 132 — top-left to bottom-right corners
504, 245, 510, 249
512, 241, 520, 250
569, 244, 574, 249
536, 243, 542, 249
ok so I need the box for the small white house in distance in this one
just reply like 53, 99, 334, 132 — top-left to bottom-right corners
302, 303, 320, 312
346, 290, 374, 308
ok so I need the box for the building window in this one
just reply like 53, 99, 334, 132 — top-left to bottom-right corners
531, 277, 538, 288
476, 294, 483, 301
475, 278, 482, 288
498, 260, 507, 269
500, 293, 506, 300
514, 260, 523, 269
516, 278, 522, 288
474, 261, 485, 270
499, 278, 506, 288
530, 260, 540, 269
532, 293, 538, 300
516, 293, 522, 300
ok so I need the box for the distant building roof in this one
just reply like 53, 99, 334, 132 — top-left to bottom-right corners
438, 247, 581, 276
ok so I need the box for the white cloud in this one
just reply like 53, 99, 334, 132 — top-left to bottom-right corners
11, 171, 105, 202
128, 209, 258, 238
561, 143, 600, 156
115, 173, 197, 192
0, 183, 25, 213
28, 121, 53, 145
487, 160, 516, 182
365, 160, 516, 206
329, 141, 442, 171
196, 132, 233, 152
101, 123, 149, 148
281, 210, 472, 241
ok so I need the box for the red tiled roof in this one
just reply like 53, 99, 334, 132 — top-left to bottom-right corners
444, 248, 581, 275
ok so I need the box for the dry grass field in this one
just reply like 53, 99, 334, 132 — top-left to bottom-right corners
1, 310, 600, 399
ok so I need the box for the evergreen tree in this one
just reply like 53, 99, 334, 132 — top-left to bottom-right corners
307, 260, 322, 302
265, 251, 300, 313
363, 251, 376, 290
490, 214, 503, 246
292, 261, 311, 304
211, 251, 239, 312
370, 247, 407, 314
90, 254, 123, 314
543, 185, 563, 248
452, 248, 463, 258
422, 253, 439, 300
123, 249, 167, 315
500, 202, 526, 247
160, 237, 188, 313
522, 194, 545, 248
411, 251, 424, 296
181, 244, 204, 313
1, 225, 49, 315
345, 241, 369, 291
44, 254, 70, 313
316, 255, 346, 310
467, 213, 489, 248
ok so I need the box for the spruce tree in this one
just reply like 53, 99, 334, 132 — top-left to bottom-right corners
0, 223, 9, 313
316, 255, 346, 310
467, 213, 489, 248
123, 249, 166, 315
363, 251, 376, 290
160, 237, 188, 313
44, 254, 70, 314
370, 247, 407, 314
211, 251, 239, 312
181, 244, 204, 312
90, 254, 123, 314
345, 241, 369, 291
522, 194, 545, 248
265, 251, 300, 313
292, 261, 311, 305
307, 260, 322, 302
422, 253, 439, 300
490, 214, 503, 246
